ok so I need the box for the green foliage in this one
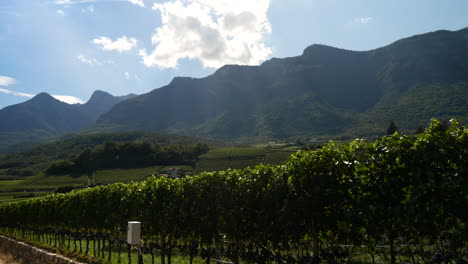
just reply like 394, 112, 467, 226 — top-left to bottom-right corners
0, 119, 466, 263
45, 141, 209, 174
386, 121, 399, 135
0, 131, 221, 178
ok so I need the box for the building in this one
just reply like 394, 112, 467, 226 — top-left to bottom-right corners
158, 168, 186, 179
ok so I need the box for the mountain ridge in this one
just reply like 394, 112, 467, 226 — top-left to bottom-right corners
95, 27, 468, 141
1, 27, 467, 146
0, 91, 136, 147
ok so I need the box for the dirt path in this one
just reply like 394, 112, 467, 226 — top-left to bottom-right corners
0, 252, 21, 264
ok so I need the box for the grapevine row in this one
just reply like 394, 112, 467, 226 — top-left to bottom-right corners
0, 119, 466, 264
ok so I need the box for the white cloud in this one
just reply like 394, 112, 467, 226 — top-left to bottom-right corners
0, 88, 33, 98
55, 0, 125, 5
128, 0, 144, 7
353, 17, 373, 24
81, 5, 95, 13
51, 94, 84, 104
77, 54, 100, 65
77, 54, 113, 66
140, 0, 272, 69
55, 0, 73, 4
0, 88, 83, 104
0, 76, 16, 86
93, 36, 137, 52
124, 72, 141, 81
57, 10, 65, 16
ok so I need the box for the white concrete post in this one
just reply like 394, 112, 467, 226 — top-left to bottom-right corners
127, 221, 141, 246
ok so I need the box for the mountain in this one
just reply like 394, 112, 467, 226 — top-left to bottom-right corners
95, 28, 468, 141
0, 91, 136, 147
77, 90, 137, 122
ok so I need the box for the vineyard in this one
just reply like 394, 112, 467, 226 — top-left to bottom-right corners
0, 119, 466, 264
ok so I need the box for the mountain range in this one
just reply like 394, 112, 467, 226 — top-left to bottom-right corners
1, 28, 467, 147
95, 27, 468, 141
0, 91, 135, 147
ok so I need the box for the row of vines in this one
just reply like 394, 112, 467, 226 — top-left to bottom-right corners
0, 119, 467, 264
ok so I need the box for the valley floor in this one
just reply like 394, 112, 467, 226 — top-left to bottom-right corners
0, 146, 298, 203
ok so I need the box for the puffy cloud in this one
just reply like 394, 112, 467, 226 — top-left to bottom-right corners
128, 0, 144, 7
353, 17, 373, 24
0, 76, 16, 86
93, 36, 137, 52
140, 0, 272, 69
125, 72, 130, 79
57, 10, 65, 16
77, 54, 113, 66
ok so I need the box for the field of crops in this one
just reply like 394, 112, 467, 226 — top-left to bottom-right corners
0, 166, 160, 202
0, 146, 297, 203
194, 147, 295, 173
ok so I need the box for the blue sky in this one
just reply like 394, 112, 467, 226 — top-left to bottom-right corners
0, 0, 467, 109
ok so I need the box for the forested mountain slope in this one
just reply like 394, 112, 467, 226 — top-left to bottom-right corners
96, 28, 468, 141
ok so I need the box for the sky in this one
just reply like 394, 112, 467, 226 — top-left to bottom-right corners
0, 0, 467, 109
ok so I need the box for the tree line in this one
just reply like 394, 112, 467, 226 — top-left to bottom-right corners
0, 119, 466, 264
44, 141, 209, 175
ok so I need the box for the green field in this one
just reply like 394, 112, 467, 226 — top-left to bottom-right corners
194, 147, 296, 174
0, 166, 161, 202
0, 146, 298, 203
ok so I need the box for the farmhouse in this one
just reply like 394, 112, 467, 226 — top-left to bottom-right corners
158, 168, 186, 178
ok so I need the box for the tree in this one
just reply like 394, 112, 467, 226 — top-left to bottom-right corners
75, 148, 97, 185
386, 121, 399, 135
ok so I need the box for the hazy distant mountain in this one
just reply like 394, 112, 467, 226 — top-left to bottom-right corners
0, 91, 136, 147
95, 28, 468, 141
77, 90, 137, 122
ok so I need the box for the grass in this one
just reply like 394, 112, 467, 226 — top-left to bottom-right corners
2, 230, 443, 264
198, 147, 266, 159
0, 179, 24, 187
0, 191, 50, 203
265, 149, 297, 164
0, 175, 23, 180
1, 232, 206, 264
159, 165, 194, 172
94, 166, 161, 184
0, 166, 162, 203
194, 147, 295, 174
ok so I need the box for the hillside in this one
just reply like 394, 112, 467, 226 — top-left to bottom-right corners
0, 91, 136, 147
96, 28, 468, 141
0, 131, 224, 178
